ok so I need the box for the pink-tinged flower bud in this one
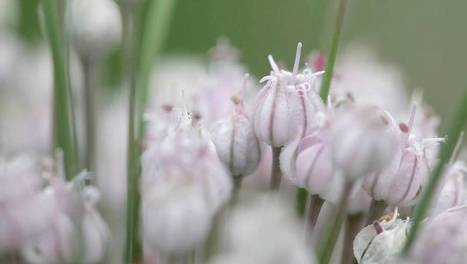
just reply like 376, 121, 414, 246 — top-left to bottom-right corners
431, 161, 467, 216
363, 106, 444, 207
211, 79, 261, 177
331, 105, 398, 181
253, 43, 324, 147
142, 115, 232, 254
413, 206, 467, 264
353, 211, 409, 263
280, 120, 339, 200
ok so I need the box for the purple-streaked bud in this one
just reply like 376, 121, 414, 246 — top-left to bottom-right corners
211, 83, 261, 177
331, 106, 398, 181
353, 210, 409, 263
363, 105, 444, 207
253, 43, 324, 147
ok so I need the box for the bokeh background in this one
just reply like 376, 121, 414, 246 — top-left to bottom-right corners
15, 0, 467, 132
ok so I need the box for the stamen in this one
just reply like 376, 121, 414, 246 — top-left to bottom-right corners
373, 221, 384, 234
292, 42, 302, 79
268, 55, 280, 73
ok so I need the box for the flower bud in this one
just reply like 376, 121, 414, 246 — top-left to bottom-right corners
353, 211, 409, 263
431, 161, 466, 216
142, 115, 232, 254
331, 105, 398, 181
363, 106, 444, 207
211, 85, 261, 177
67, 0, 122, 57
413, 206, 467, 264
253, 43, 324, 147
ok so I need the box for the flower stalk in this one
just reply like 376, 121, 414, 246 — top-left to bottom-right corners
401, 88, 467, 256
41, 0, 77, 180
270, 147, 282, 190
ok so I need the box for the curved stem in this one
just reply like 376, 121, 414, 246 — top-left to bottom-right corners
341, 213, 365, 264
305, 194, 325, 235
402, 89, 467, 256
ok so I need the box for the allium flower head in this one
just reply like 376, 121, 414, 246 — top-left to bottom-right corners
254, 43, 324, 147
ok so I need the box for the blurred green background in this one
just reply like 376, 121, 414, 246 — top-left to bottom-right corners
17, 0, 467, 132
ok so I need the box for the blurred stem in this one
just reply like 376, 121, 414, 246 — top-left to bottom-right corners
296, 0, 350, 216
41, 0, 77, 180
123, 0, 143, 262
341, 213, 365, 264
230, 176, 243, 206
270, 147, 282, 190
135, 0, 177, 140
319, 0, 349, 101
365, 200, 386, 226
124, 0, 177, 262
401, 89, 467, 256
318, 182, 352, 264
305, 194, 325, 236
81, 56, 98, 175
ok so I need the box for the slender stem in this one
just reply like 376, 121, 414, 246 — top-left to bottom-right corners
295, 188, 309, 215
305, 194, 325, 235
402, 89, 467, 256
41, 0, 77, 180
81, 56, 98, 175
341, 213, 365, 264
230, 176, 243, 206
365, 200, 387, 226
123, 0, 143, 262
318, 182, 352, 264
319, 0, 349, 101
270, 147, 282, 190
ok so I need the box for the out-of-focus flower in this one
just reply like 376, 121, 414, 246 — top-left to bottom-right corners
331, 105, 398, 181
353, 211, 409, 264
211, 78, 261, 178
142, 113, 232, 255
213, 195, 316, 264
412, 206, 467, 264
430, 161, 467, 216
253, 43, 324, 147
67, 0, 122, 58
22, 177, 110, 264
364, 107, 444, 207
332, 46, 408, 115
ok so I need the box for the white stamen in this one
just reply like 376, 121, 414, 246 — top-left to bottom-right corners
268, 55, 280, 73
292, 42, 302, 78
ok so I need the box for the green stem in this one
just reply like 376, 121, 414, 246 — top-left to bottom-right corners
41, 0, 77, 180
296, 0, 350, 216
318, 182, 352, 264
124, 0, 177, 262
319, 0, 349, 101
401, 89, 467, 256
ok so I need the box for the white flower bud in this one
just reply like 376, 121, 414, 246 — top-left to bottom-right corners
67, 0, 122, 57
353, 211, 409, 264
211, 94, 261, 177
253, 43, 324, 147
331, 105, 398, 181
